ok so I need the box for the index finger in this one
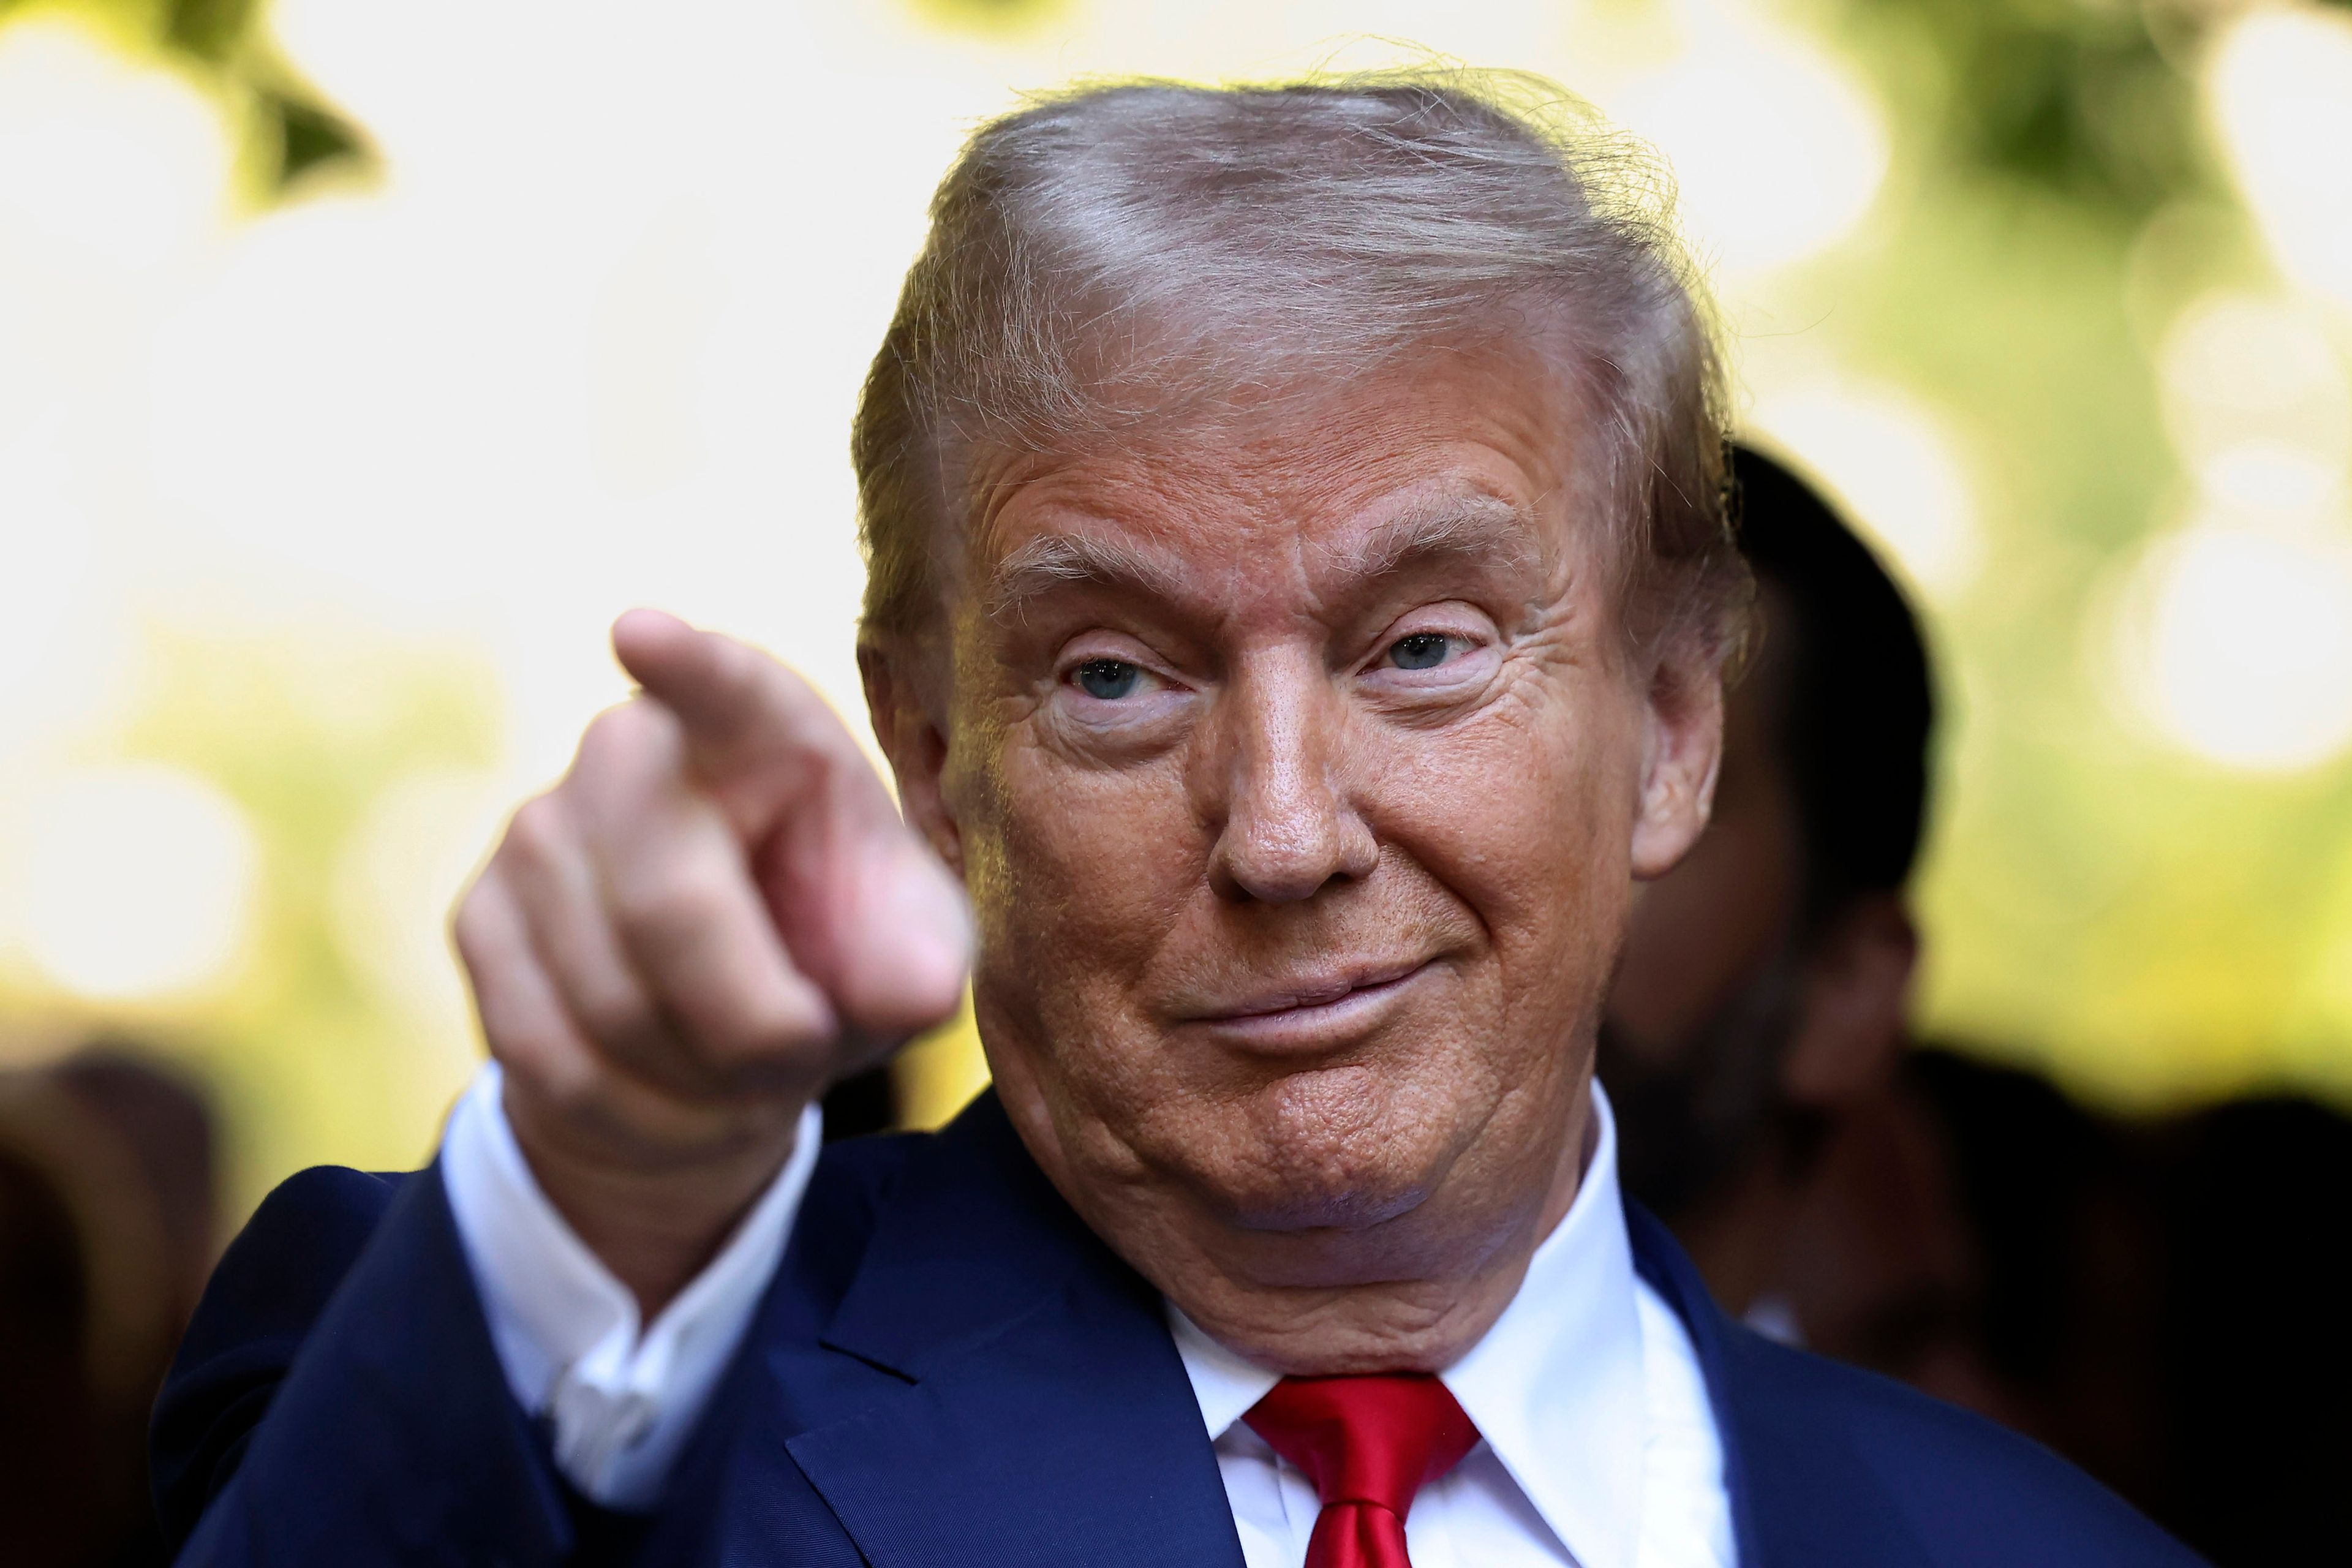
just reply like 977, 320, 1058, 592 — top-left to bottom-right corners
609, 609, 880, 819
607, 609, 967, 1035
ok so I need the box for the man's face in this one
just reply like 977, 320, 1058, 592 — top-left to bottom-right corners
884, 348, 1719, 1327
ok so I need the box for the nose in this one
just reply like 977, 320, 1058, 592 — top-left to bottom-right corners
1201, 655, 1379, 903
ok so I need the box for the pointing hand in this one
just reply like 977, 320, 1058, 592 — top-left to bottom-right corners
453, 611, 970, 1311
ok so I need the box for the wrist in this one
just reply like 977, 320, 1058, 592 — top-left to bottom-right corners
500, 1078, 807, 1317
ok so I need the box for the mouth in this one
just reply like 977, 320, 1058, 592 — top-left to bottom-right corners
1183, 959, 1434, 1052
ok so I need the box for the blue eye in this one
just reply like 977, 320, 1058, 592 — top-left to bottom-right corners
1387, 633, 1453, 671
1075, 658, 1144, 699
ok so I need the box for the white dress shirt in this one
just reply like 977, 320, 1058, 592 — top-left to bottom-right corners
442, 1068, 1736, 1566
440, 1065, 824, 1507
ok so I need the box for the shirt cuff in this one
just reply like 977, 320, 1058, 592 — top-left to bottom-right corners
439, 1061, 824, 1509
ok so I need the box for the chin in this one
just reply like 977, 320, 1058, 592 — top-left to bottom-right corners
1218, 1165, 1432, 1233
1194, 1065, 1464, 1235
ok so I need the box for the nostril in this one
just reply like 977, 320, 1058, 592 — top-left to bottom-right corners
1200, 675, 1373, 902
1210, 794, 1377, 904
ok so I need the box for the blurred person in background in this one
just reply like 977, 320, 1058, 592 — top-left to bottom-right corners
152, 75, 2197, 1568
2149, 1093, 2352, 1564
1599, 445, 1936, 1350
1597, 452, 2351, 1565
1, 1042, 217, 1568
1890, 1054, 2352, 1567
1869, 1049, 2165, 1495
1596, 450, 2155, 1451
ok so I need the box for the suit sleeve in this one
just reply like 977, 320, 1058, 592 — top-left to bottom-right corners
153, 1161, 577, 1566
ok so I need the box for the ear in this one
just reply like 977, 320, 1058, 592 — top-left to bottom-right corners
1782, 892, 1917, 1107
1629, 641, 1727, 881
858, 639, 964, 880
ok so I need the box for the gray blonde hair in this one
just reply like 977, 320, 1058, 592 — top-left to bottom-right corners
852, 69, 1744, 665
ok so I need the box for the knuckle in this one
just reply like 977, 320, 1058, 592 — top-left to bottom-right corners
573, 986, 665, 1057
484, 1005, 568, 1081
732, 1000, 832, 1063
450, 870, 521, 974
536, 1055, 606, 1121
505, 1038, 605, 1121
502, 794, 571, 867
450, 885, 493, 966
578, 698, 679, 775
612, 864, 733, 952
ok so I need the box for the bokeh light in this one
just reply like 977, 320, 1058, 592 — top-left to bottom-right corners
330, 767, 508, 1035
2160, 290, 2351, 518
1747, 376, 1981, 598
0, 18, 227, 279
7, 0, 2352, 1210
4, 764, 259, 1001
2210, 5, 2352, 315
1605, 0, 1887, 279
2111, 519, 2352, 774
0, 419, 138, 747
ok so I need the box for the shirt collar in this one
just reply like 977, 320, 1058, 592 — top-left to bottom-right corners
1169, 1081, 1648, 1568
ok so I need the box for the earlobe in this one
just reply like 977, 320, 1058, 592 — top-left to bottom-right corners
859, 643, 965, 878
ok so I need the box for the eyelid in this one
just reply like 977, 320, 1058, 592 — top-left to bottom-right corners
1384, 633, 1469, 669
1055, 647, 1188, 709
1060, 649, 1156, 682
1379, 603, 1494, 641
1364, 614, 1493, 673
1056, 624, 1161, 660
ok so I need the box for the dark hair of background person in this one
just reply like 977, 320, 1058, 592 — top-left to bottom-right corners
1897, 1049, 2352, 1567
1601, 444, 1935, 1229
1732, 447, 1934, 929
1, 1042, 217, 1568
2152, 1093, 2352, 1564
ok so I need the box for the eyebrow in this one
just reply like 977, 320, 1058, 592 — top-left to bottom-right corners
984, 532, 1197, 624
1333, 492, 1541, 582
981, 491, 1544, 624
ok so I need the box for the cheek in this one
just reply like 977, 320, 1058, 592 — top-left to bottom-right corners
1370, 675, 1642, 983
958, 737, 1201, 1055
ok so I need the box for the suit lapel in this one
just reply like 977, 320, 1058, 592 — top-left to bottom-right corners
1627, 1204, 1934, 1568
783, 1095, 1246, 1568
786, 1106, 1945, 1568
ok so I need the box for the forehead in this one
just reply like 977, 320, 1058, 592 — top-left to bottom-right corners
966, 352, 1596, 619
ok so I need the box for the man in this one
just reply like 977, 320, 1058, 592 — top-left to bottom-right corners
1599, 447, 1937, 1338
154, 77, 2196, 1566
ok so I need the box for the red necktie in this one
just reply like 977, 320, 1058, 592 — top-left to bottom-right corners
1242, 1374, 1481, 1568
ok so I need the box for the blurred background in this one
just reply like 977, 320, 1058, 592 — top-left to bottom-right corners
1, 0, 2348, 1562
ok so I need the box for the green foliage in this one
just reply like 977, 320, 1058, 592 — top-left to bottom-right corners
6, 0, 372, 198
1786, 0, 2352, 1111
161, 0, 252, 61
260, 88, 365, 189
1831, 0, 2217, 226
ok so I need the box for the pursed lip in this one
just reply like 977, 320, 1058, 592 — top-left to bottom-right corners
1178, 957, 1436, 1049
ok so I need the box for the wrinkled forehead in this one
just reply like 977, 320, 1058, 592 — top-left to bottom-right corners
951, 344, 1611, 627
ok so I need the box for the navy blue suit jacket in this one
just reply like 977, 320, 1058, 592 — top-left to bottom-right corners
154, 1090, 2199, 1566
